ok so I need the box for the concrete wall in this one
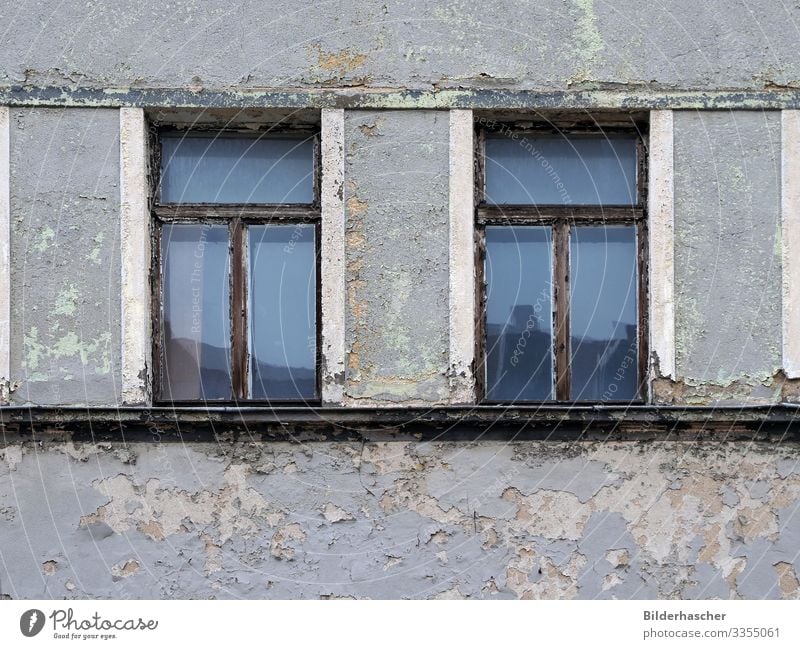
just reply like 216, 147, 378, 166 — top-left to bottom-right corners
1, 437, 799, 599
4, 107, 792, 408
1, 1, 799, 92
671, 111, 783, 404
8, 108, 120, 405
344, 110, 450, 404
1, 1, 799, 600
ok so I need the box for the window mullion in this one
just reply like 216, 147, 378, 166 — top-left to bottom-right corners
554, 220, 570, 401
231, 218, 248, 400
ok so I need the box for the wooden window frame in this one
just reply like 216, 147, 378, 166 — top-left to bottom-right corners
474, 121, 649, 404
149, 126, 322, 405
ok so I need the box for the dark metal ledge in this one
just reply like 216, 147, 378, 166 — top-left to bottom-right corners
1, 405, 800, 443
2, 86, 800, 110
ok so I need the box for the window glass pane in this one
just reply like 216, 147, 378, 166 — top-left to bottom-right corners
161, 224, 232, 400
485, 135, 637, 205
249, 224, 317, 400
570, 225, 638, 401
485, 226, 553, 400
160, 135, 314, 204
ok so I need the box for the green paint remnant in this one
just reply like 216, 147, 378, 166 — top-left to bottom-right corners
34, 225, 55, 252
378, 268, 414, 372
52, 332, 112, 372
22, 326, 112, 375
23, 326, 45, 370
87, 232, 104, 264
573, 0, 604, 56
54, 285, 79, 316
53, 332, 83, 359
570, 0, 604, 80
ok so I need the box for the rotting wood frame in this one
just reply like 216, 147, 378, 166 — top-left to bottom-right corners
148, 123, 322, 405
474, 117, 650, 404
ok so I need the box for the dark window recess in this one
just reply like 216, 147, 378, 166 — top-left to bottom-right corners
153, 129, 320, 403
477, 122, 648, 403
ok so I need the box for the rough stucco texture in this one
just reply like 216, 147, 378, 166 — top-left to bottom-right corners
344, 110, 449, 403
8, 108, 121, 405
1, 1, 799, 92
1, 437, 799, 599
672, 110, 782, 403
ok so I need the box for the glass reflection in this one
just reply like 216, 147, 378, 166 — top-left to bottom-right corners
485, 226, 553, 401
249, 224, 317, 400
485, 135, 637, 206
161, 224, 231, 401
570, 225, 638, 401
160, 135, 314, 204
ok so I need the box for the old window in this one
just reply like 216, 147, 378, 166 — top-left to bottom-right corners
152, 129, 320, 403
476, 120, 648, 403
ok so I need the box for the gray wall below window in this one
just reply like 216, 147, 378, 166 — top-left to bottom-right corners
1, 435, 799, 599
8, 108, 121, 406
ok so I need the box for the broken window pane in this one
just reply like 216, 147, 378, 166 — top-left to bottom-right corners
485, 135, 638, 205
160, 135, 314, 204
248, 224, 317, 400
160, 224, 232, 401
485, 226, 554, 401
570, 225, 638, 401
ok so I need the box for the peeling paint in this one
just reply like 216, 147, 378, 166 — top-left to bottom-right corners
571, 0, 604, 76
343, 111, 450, 404
0, 437, 798, 598
1, 3, 799, 603
314, 45, 368, 77
111, 559, 140, 580
673, 111, 782, 401
4, 0, 800, 98
9, 107, 121, 405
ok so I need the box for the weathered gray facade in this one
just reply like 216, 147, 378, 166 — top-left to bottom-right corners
1, 0, 800, 600
9, 107, 121, 406
672, 111, 783, 402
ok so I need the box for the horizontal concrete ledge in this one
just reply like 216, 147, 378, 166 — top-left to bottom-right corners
1, 405, 800, 442
3, 86, 800, 110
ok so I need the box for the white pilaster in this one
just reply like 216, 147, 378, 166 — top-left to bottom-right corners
321, 108, 346, 404
120, 107, 151, 404
648, 110, 675, 380
782, 110, 800, 378
448, 109, 476, 403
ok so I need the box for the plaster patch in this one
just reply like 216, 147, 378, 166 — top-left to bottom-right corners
322, 503, 354, 523
111, 559, 140, 580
